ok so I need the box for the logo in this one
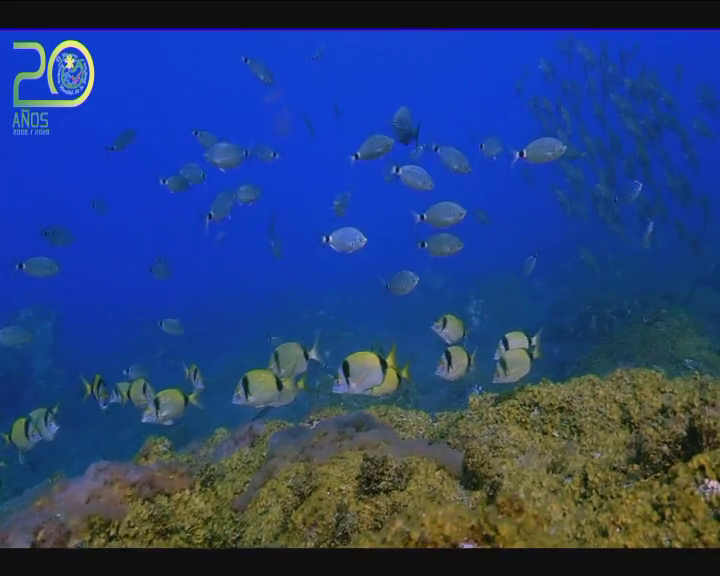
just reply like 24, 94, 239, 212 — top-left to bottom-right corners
56, 51, 90, 97
11, 40, 95, 137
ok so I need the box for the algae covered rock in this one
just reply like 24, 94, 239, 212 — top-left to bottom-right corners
574, 307, 720, 377
357, 453, 411, 497
2, 368, 720, 547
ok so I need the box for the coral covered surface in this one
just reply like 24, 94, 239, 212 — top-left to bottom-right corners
1, 368, 720, 548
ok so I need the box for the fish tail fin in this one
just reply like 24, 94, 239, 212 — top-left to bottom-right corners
188, 391, 203, 409
469, 347, 478, 370
52, 403, 60, 415
308, 332, 322, 363
414, 121, 421, 150
1, 434, 9, 446
400, 362, 412, 383
182, 362, 189, 380
510, 149, 521, 167
386, 343, 398, 369
410, 210, 422, 224
296, 374, 307, 390
80, 375, 90, 400
531, 328, 544, 359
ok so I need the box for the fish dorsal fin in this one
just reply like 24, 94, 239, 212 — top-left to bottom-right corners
386, 343, 397, 369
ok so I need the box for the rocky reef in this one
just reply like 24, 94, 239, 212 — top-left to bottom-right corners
572, 305, 720, 377
1, 367, 720, 547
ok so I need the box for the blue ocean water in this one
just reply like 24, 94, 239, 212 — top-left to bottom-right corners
2, 29, 718, 500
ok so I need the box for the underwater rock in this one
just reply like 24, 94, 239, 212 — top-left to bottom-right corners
182, 420, 267, 464
572, 305, 720, 377
356, 453, 411, 497
3, 368, 720, 547
0, 460, 193, 548
233, 411, 463, 513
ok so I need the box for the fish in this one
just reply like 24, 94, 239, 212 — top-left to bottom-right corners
150, 257, 171, 280
41, 226, 75, 247
391, 106, 420, 148
512, 137, 567, 166
183, 363, 205, 392
270, 238, 283, 259
110, 378, 155, 408
418, 233, 463, 257
523, 254, 537, 276
412, 201, 466, 228
301, 114, 315, 137
642, 219, 655, 249
384, 164, 434, 191
0, 325, 32, 347
264, 374, 307, 408
81, 374, 110, 411
192, 130, 218, 149
16, 256, 59, 277
435, 346, 476, 381
122, 364, 148, 380
363, 344, 411, 397
493, 330, 543, 361
205, 191, 236, 232
232, 369, 295, 408
159, 174, 190, 193
241, 56, 274, 85
321, 226, 367, 253
237, 185, 262, 206
2, 417, 42, 463
109, 381, 132, 405
28, 405, 60, 442
493, 348, 535, 384
431, 314, 466, 345
141, 388, 202, 425
309, 45, 326, 63
350, 134, 394, 162
251, 144, 281, 162
627, 180, 643, 203
333, 190, 352, 217
382, 270, 419, 296
479, 136, 503, 160
269, 335, 322, 380
91, 198, 107, 215
179, 163, 207, 185
204, 142, 249, 172
475, 209, 491, 225
431, 144, 472, 174
333, 347, 395, 394
105, 129, 136, 152
159, 318, 184, 335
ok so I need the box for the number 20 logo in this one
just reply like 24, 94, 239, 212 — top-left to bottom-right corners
13, 40, 95, 108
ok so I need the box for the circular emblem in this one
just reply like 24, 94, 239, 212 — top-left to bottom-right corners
54, 50, 89, 97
